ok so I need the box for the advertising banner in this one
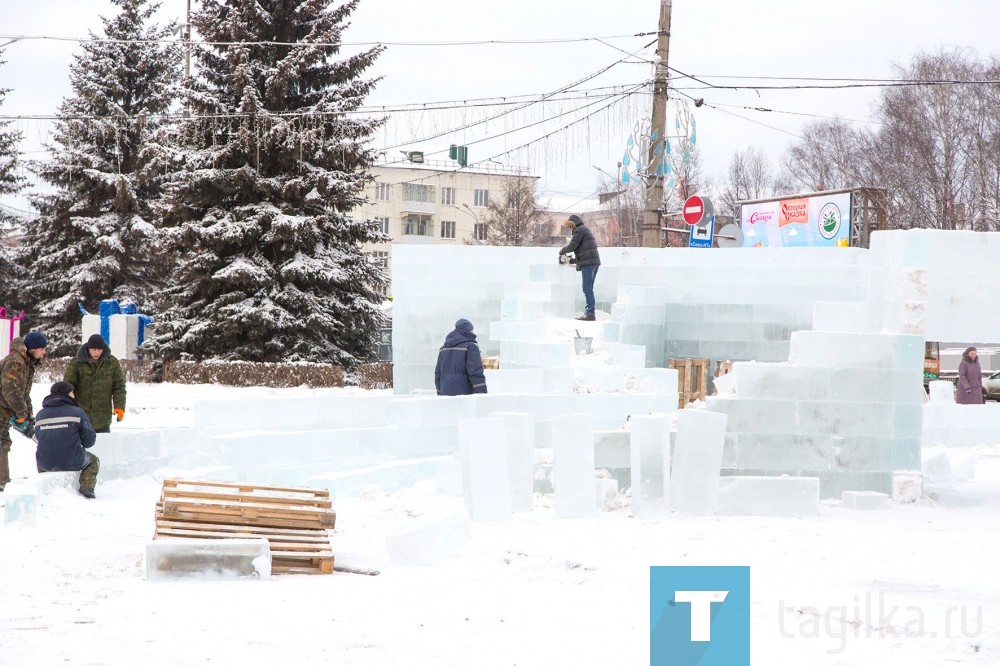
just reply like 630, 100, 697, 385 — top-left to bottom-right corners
740, 192, 851, 247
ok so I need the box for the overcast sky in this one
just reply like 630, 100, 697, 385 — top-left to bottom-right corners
2, 0, 1000, 213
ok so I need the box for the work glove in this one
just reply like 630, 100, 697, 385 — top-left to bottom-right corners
115, 408, 125, 422
10, 415, 34, 439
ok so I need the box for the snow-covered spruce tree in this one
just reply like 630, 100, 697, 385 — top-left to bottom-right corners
20, 0, 181, 353
0, 52, 26, 310
149, 0, 388, 365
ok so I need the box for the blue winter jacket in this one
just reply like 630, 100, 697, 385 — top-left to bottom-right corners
434, 329, 488, 396
34, 393, 98, 472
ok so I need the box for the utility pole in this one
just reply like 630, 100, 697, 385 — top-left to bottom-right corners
642, 0, 672, 248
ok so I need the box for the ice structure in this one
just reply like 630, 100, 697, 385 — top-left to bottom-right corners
10, 229, 996, 514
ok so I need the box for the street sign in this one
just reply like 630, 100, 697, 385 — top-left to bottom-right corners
377, 327, 392, 361
716, 223, 744, 248
689, 214, 716, 249
683, 196, 714, 227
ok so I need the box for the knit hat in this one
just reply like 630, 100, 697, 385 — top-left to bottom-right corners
23, 331, 47, 350
86, 334, 106, 350
50, 381, 75, 397
455, 318, 474, 333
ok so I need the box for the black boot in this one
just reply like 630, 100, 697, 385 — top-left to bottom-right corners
576, 312, 596, 322
78, 486, 96, 499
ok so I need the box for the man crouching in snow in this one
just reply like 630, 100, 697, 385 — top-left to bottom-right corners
35, 381, 100, 499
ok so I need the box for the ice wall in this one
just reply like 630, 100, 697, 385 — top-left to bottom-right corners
707, 331, 924, 498
391, 245, 868, 395
16, 230, 995, 506
816, 228, 1000, 340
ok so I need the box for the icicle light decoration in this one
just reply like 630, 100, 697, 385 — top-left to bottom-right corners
367, 84, 651, 174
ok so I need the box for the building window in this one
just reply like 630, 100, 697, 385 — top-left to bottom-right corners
474, 222, 488, 241
440, 220, 456, 239
533, 222, 550, 237
371, 251, 389, 269
403, 183, 435, 202
374, 216, 390, 235
473, 189, 489, 208
441, 187, 456, 205
403, 217, 432, 236
375, 182, 392, 201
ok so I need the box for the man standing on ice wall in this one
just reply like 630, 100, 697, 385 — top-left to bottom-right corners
0, 331, 48, 491
558, 214, 601, 322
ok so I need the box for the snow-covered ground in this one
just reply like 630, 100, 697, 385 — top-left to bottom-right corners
1, 383, 997, 665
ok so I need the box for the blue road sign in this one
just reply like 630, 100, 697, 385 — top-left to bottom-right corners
689, 214, 715, 248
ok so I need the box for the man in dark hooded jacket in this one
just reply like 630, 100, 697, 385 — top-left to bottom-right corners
35, 381, 99, 499
434, 318, 488, 396
558, 214, 602, 321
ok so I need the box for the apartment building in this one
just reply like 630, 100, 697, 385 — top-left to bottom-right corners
357, 161, 539, 295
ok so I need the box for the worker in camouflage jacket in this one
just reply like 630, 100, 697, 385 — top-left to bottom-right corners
0, 331, 48, 490
64, 334, 126, 434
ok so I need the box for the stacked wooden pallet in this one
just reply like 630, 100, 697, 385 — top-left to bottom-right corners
667, 357, 711, 408
153, 479, 336, 575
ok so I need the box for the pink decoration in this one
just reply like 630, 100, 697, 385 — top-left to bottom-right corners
0, 307, 25, 348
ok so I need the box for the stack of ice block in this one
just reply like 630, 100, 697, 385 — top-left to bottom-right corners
706, 331, 925, 497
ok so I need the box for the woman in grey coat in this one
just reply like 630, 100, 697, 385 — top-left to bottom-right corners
956, 346, 984, 404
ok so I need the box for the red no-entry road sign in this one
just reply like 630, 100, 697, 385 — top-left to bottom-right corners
683, 196, 705, 225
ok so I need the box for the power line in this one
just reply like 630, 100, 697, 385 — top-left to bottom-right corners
705, 102, 879, 126
0, 32, 648, 49
671, 88, 806, 142
386, 88, 642, 187
668, 65, 1000, 91
0, 85, 652, 122
381, 83, 646, 167
665, 72, 1000, 83
379, 39, 655, 152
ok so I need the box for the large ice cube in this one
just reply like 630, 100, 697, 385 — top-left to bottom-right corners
671, 409, 727, 514
715, 476, 819, 516
458, 417, 512, 521
144, 538, 271, 581
551, 413, 596, 518
385, 509, 473, 565
488, 412, 535, 512
629, 415, 671, 518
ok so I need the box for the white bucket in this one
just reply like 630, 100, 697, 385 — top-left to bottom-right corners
574, 337, 593, 355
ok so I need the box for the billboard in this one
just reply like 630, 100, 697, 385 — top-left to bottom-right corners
739, 192, 851, 248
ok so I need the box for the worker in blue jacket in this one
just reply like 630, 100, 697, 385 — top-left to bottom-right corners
434, 318, 488, 396
34, 381, 99, 499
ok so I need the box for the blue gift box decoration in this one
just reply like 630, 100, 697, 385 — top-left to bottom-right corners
78, 299, 154, 349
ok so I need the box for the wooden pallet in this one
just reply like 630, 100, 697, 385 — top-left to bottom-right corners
153, 479, 336, 575
712, 360, 735, 396
160, 479, 336, 529
667, 357, 710, 408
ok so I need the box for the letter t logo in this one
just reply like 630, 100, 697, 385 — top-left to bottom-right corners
674, 590, 729, 641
